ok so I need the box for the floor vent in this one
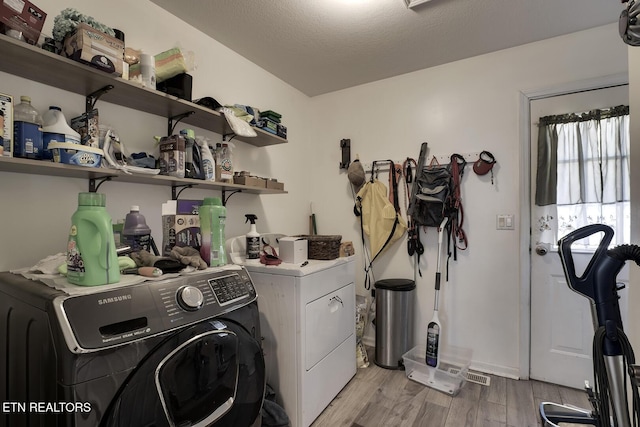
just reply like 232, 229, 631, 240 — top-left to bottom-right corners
466, 370, 491, 386
445, 367, 491, 387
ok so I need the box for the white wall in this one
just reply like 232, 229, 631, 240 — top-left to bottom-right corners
0, 0, 312, 271
1, 2, 631, 380
308, 23, 628, 377
627, 45, 640, 351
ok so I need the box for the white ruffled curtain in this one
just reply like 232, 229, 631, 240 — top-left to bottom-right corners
534, 106, 630, 249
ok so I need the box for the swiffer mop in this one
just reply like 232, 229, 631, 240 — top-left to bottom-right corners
426, 217, 448, 368
407, 216, 465, 395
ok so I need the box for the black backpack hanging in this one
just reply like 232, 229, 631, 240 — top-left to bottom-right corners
408, 143, 452, 228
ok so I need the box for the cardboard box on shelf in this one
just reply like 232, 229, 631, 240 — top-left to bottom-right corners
63, 22, 124, 76
266, 179, 284, 191
233, 175, 266, 188
161, 199, 203, 255
0, 0, 46, 45
215, 164, 233, 183
70, 109, 99, 148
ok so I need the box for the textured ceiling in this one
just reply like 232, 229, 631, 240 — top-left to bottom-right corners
149, 0, 623, 97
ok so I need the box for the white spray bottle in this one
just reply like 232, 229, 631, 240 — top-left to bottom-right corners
245, 214, 260, 260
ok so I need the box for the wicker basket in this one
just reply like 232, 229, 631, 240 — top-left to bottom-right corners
297, 235, 342, 260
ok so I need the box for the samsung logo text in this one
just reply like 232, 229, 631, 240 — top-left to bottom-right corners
98, 295, 132, 305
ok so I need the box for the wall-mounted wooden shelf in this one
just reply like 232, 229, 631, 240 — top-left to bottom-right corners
0, 34, 287, 147
0, 157, 287, 203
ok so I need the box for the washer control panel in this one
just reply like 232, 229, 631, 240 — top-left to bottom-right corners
209, 273, 254, 306
60, 267, 257, 351
156, 268, 256, 327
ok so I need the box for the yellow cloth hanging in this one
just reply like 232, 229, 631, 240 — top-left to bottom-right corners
357, 179, 407, 258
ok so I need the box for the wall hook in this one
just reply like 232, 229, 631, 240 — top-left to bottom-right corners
340, 139, 351, 169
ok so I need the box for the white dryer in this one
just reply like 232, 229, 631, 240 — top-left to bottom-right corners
227, 234, 357, 427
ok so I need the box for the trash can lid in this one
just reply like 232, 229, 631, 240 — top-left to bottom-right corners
375, 278, 415, 291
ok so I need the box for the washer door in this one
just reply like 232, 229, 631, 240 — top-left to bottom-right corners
101, 319, 265, 427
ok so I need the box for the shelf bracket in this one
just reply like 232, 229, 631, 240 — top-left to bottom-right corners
168, 111, 195, 136
222, 188, 242, 206
86, 85, 114, 113
89, 177, 112, 192
172, 184, 195, 200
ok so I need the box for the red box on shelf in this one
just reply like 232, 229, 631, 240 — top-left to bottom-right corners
0, 0, 47, 45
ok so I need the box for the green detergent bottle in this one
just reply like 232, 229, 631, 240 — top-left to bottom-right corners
66, 192, 120, 286
199, 197, 227, 267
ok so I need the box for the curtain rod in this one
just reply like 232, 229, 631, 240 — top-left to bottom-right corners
539, 105, 629, 126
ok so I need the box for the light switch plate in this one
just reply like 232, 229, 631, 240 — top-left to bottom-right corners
496, 214, 515, 230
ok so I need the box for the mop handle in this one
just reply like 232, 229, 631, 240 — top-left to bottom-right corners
435, 217, 449, 290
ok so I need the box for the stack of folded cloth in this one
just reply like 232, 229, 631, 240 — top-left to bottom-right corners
257, 110, 287, 139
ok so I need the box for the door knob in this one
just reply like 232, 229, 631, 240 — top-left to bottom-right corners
535, 242, 551, 256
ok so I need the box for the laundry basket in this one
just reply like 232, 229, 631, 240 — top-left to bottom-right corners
296, 235, 342, 260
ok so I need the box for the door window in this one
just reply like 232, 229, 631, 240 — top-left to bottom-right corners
534, 105, 630, 249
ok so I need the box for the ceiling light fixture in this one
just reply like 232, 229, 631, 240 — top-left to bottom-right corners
620, 0, 640, 46
404, 0, 434, 9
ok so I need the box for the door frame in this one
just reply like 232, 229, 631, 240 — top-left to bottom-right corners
517, 72, 628, 380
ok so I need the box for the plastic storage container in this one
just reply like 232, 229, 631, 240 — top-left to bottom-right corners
66, 192, 120, 286
122, 205, 152, 252
199, 197, 227, 267
42, 106, 81, 160
140, 53, 156, 89
48, 142, 103, 167
402, 345, 472, 396
375, 278, 415, 369
13, 95, 43, 159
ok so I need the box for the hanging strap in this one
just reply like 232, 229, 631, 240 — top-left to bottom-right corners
387, 160, 402, 212
449, 154, 468, 253
445, 154, 467, 279
402, 157, 417, 216
402, 157, 422, 269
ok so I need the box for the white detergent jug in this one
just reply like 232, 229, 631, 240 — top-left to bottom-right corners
42, 106, 81, 160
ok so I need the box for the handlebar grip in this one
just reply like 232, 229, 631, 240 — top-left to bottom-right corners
558, 224, 614, 283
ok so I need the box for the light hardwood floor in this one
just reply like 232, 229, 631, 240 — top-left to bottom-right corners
311, 353, 591, 427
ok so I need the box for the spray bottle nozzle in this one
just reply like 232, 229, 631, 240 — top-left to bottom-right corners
245, 214, 258, 224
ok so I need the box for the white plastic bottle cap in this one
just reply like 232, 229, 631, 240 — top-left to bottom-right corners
130, 205, 140, 211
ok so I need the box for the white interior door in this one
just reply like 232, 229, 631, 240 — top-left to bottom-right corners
529, 86, 629, 389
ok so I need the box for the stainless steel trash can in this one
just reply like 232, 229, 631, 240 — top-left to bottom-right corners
374, 278, 415, 369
